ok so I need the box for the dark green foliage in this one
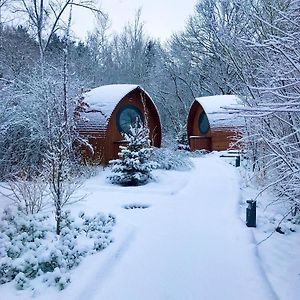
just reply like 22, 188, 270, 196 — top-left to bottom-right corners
109, 125, 157, 186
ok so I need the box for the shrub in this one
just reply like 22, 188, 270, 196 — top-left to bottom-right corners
0, 208, 115, 290
152, 148, 194, 171
0, 173, 50, 215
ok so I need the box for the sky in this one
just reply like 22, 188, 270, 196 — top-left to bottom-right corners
72, 0, 198, 41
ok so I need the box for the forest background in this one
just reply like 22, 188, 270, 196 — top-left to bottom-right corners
0, 0, 299, 217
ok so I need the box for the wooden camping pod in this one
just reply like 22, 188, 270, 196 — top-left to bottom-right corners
187, 95, 243, 151
77, 84, 162, 164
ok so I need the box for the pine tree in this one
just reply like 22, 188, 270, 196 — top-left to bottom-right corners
108, 123, 157, 186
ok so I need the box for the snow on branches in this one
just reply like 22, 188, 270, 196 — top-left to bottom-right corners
108, 122, 157, 186
0, 208, 115, 290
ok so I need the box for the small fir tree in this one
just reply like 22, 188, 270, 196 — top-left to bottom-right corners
109, 122, 157, 186
176, 124, 189, 150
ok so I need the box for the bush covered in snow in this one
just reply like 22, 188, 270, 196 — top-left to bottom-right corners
152, 148, 195, 171
256, 209, 300, 235
0, 208, 115, 290
0, 174, 50, 215
109, 124, 157, 186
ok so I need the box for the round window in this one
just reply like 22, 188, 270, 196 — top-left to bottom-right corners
198, 111, 210, 134
116, 105, 143, 134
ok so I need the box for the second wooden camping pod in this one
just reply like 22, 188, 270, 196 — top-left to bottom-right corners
187, 95, 243, 151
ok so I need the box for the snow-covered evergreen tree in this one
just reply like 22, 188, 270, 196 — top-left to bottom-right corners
176, 124, 189, 150
109, 122, 157, 186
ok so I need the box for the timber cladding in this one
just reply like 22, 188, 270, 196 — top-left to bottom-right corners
187, 95, 243, 152
77, 85, 161, 164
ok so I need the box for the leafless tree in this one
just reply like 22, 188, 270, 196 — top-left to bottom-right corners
0, 172, 50, 214
11, 0, 102, 59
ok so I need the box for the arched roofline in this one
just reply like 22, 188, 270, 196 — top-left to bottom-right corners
189, 95, 243, 129
83, 84, 160, 122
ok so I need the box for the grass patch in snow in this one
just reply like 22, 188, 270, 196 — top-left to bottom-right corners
123, 203, 150, 210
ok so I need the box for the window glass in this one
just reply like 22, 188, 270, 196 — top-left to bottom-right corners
198, 111, 210, 134
117, 105, 143, 134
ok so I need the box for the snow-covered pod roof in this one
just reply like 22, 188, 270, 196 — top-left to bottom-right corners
195, 95, 243, 128
84, 84, 140, 118
77, 111, 107, 132
77, 84, 143, 132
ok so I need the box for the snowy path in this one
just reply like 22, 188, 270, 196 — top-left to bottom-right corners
73, 157, 277, 300
0, 156, 280, 300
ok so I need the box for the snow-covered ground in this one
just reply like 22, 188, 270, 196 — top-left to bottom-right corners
0, 155, 299, 299
239, 168, 300, 300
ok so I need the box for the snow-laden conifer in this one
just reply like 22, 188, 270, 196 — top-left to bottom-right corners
109, 122, 157, 186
